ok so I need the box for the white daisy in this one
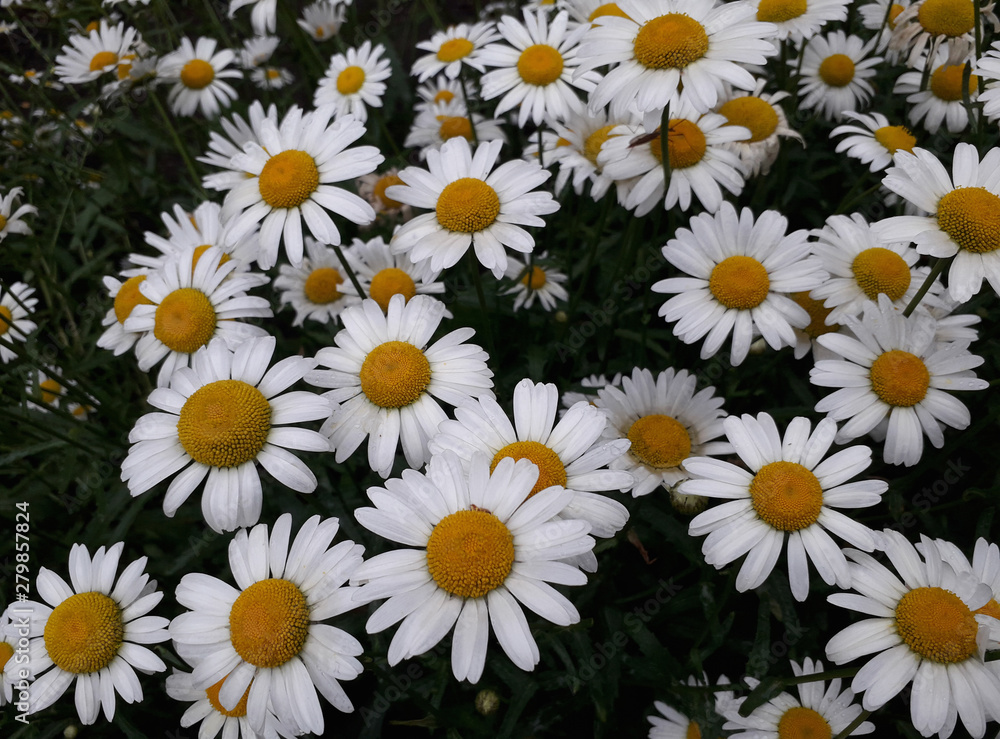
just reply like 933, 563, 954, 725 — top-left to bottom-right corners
411, 22, 503, 81
403, 99, 507, 160
683, 412, 886, 601
169, 513, 365, 735
894, 51, 978, 134
306, 294, 493, 477
124, 247, 271, 387
22, 543, 169, 724
273, 236, 363, 326
134, 200, 260, 272
858, 0, 911, 50
165, 667, 292, 739
715, 80, 802, 178
121, 336, 332, 533
752, 0, 850, 42
0, 186, 37, 240
53, 20, 138, 84
652, 202, 827, 366
873, 142, 1000, 302
0, 280, 37, 363
544, 107, 638, 199
297, 0, 346, 41
561, 372, 622, 411
198, 101, 279, 192
250, 65, 294, 90
564, 0, 633, 25
415, 76, 466, 112
157, 37, 242, 118
647, 698, 704, 739
929, 537, 1000, 642
387, 137, 559, 279
889, 0, 998, 68
314, 40, 392, 123
219, 105, 384, 270
229, 0, 277, 35
831, 110, 917, 172
502, 254, 569, 312
1, 607, 25, 706
239, 35, 278, 68
975, 39, 1000, 123
357, 169, 412, 219
574, 0, 777, 117
810, 294, 989, 467
825, 529, 1000, 738
96, 272, 152, 357
788, 290, 842, 360
342, 234, 446, 312
796, 31, 881, 122
351, 451, 596, 682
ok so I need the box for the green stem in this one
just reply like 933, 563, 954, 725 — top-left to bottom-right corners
332, 243, 367, 299
467, 250, 494, 355
833, 709, 872, 739
459, 70, 480, 146
784, 667, 858, 685
152, 93, 207, 197
903, 256, 950, 317
568, 196, 613, 317
420, 0, 445, 29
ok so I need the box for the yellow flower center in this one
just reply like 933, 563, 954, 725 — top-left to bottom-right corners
818, 54, 855, 87
0, 214, 7, 230
976, 598, 1000, 620
437, 38, 474, 63
370, 267, 417, 312
917, 0, 975, 36
851, 247, 912, 301
790, 291, 839, 338
869, 350, 930, 407
634, 14, 709, 70
490, 441, 568, 497
434, 89, 455, 104
436, 177, 501, 233
85, 20, 100, 34
426, 509, 514, 598
873, 125, 916, 155
39, 378, 63, 405
517, 44, 564, 86
888, 3, 905, 27
584, 124, 617, 166
930, 64, 978, 101
176, 379, 272, 467
229, 578, 310, 668
895, 586, 978, 663
589, 3, 630, 20
718, 96, 779, 143
258, 150, 320, 210
303, 267, 344, 304
44, 592, 124, 674
750, 461, 824, 531
266, 68, 281, 80
627, 414, 692, 469
777, 706, 832, 739
709, 255, 770, 309
437, 115, 474, 141
649, 120, 707, 169
180, 59, 215, 90
336, 65, 366, 95
756, 0, 808, 23
116, 54, 136, 81
113, 275, 153, 324
0, 304, 12, 336
0, 641, 13, 670
206, 674, 252, 717
374, 173, 405, 209
520, 265, 548, 290
360, 340, 431, 408
936, 187, 1000, 253
89, 50, 118, 73
191, 245, 231, 273
153, 287, 217, 354
686, 722, 703, 739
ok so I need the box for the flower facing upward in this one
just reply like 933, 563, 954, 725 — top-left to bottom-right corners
411, 22, 502, 81
274, 237, 362, 326
314, 40, 392, 123
53, 21, 138, 84
796, 31, 881, 122
502, 255, 569, 311
157, 37, 242, 118
342, 235, 447, 311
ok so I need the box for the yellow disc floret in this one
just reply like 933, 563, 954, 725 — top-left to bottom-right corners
818, 54, 855, 87
584, 124, 617, 167
895, 586, 978, 663
176, 379, 272, 467
426, 509, 515, 598
437, 38, 475, 63
303, 267, 343, 305
749, 461, 824, 531
589, 3, 630, 20
114, 275, 153, 324
777, 706, 832, 739
0, 641, 13, 670
258, 150, 320, 210
180, 59, 215, 90
851, 247, 912, 301
206, 674, 252, 717
229, 578, 310, 668
756, 0, 808, 23
869, 350, 930, 407
521, 265, 548, 290
0, 305, 13, 336
930, 64, 977, 101
44, 591, 124, 674
634, 14, 709, 70
649, 120, 708, 169
369, 268, 417, 312
360, 340, 431, 408
436, 177, 501, 233
374, 173, 405, 209
438, 115, 474, 141
917, 0, 975, 36
627, 414, 692, 469
491, 441, 568, 497
517, 44, 565, 86
709, 256, 770, 310
337, 65, 366, 95
790, 291, 839, 339
937, 187, 1000, 253
154, 287, 217, 354
39, 378, 62, 405
89, 50, 118, 73
686, 722, 703, 739
873, 125, 916, 155
718, 96, 779, 143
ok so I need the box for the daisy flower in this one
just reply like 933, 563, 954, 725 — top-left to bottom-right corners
314, 41, 392, 123
894, 52, 978, 134
1, 607, 21, 706
411, 22, 502, 81
561, 372, 622, 411
477, 10, 598, 127
229, 0, 277, 35
357, 168, 412, 219
574, 0, 777, 117
343, 234, 446, 312
715, 81, 802, 178
789, 290, 841, 359
307, 295, 493, 477
122, 336, 332, 533
53, 20, 138, 84
387, 137, 559, 279
415, 76, 466, 112
858, 0, 911, 45
810, 295, 989, 467
796, 31, 881, 122
720, 657, 874, 736
134, 200, 260, 272
23, 543, 169, 724
652, 202, 827, 366
239, 35, 278, 68
976, 40, 1000, 123
170, 513, 365, 735
753, 0, 850, 42
502, 255, 569, 311
351, 451, 596, 682
251, 65, 294, 90
930, 537, 1000, 642
165, 668, 292, 739
298, 0, 346, 40
594, 367, 729, 497
0, 186, 37, 240
25, 367, 94, 419
273, 237, 363, 326
124, 247, 271, 386
565, 0, 634, 25
889, 0, 998, 68
809, 212, 941, 323
219, 106, 384, 270
96, 272, 152, 357
403, 99, 507, 159
648, 698, 708, 739
544, 107, 637, 199
0, 281, 37, 363
158, 37, 242, 118
683, 413, 885, 601
873, 142, 1000, 302
198, 101, 279, 191
825, 529, 1000, 738
831, 111, 917, 172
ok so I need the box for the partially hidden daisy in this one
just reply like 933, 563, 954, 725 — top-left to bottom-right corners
219, 106, 384, 269
0, 607, 21, 706
0, 280, 37, 363
894, 51, 978, 134
228, 0, 277, 35
250, 65, 294, 90
831, 110, 917, 172
403, 99, 507, 159
889, 0, 999, 68
342, 234, 447, 312
169, 513, 365, 735
273, 236, 362, 326
715, 80, 803, 178
975, 39, 1000, 123
351, 451, 596, 682
121, 336, 332, 533
314, 40, 392, 123
682, 412, 886, 601
157, 37, 242, 118
23, 542, 169, 724
931, 536, 1000, 642
411, 22, 502, 81
387, 137, 559, 278
165, 667, 291, 739
652, 202, 827, 366
753, 0, 850, 42
502, 254, 569, 311
543, 107, 639, 200
198, 101, 278, 191
306, 294, 494, 478
357, 168, 413, 219
810, 294, 990, 466
97, 271, 151, 357
134, 200, 260, 271
796, 31, 881, 122
53, 20, 138, 84
0, 186, 37, 240
298, 0, 346, 41
825, 529, 1000, 738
